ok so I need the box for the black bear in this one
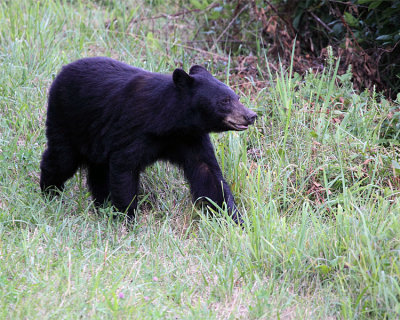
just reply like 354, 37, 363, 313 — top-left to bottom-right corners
40, 57, 257, 224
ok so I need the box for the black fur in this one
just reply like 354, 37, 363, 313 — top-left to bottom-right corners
40, 57, 257, 224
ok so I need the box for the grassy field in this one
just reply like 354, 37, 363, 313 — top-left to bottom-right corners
0, 1, 399, 319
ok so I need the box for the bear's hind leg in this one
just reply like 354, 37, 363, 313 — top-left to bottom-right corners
40, 146, 80, 195
88, 163, 110, 206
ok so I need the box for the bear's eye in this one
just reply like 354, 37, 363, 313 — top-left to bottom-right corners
221, 98, 230, 105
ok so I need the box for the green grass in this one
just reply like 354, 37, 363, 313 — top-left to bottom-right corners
1, 1, 399, 319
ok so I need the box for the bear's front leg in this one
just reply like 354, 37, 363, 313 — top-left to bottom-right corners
179, 137, 243, 225
109, 157, 140, 219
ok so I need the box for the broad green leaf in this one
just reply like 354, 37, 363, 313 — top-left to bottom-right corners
368, 1, 383, 9
344, 12, 358, 27
376, 35, 392, 41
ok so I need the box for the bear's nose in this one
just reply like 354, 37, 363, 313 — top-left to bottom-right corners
246, 112, 257, 124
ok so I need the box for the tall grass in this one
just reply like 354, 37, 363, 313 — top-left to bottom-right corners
0, 1, 399, 318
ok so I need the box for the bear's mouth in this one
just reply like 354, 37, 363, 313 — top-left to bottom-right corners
225, 120, 249, 131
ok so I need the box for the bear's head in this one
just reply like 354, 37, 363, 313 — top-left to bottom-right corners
172, 66, 257, 133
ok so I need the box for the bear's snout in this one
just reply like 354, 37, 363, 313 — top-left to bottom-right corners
236, 103, 257, 126
245, 110, 257, 124
223, 104, 257, 131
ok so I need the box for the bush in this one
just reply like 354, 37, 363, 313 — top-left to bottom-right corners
195, 0, 400, 98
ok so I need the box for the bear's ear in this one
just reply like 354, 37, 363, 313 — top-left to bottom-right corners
173, 68, 193, 88
189, 65, 210, 76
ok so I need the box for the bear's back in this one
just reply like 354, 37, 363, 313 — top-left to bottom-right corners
45, 58, 177, 162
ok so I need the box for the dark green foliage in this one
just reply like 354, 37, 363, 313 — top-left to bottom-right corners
195, 0, 400, 98
292, 0, 400, 97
